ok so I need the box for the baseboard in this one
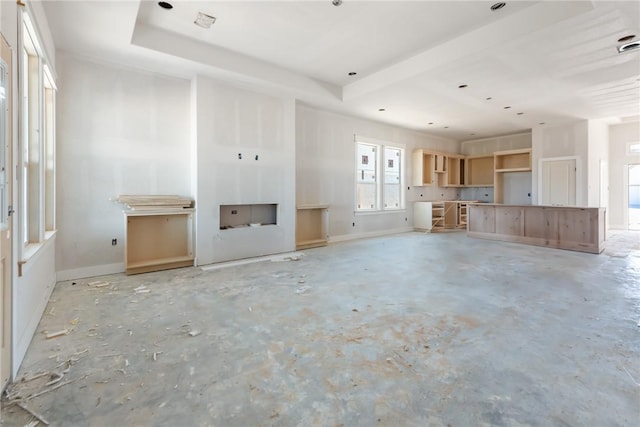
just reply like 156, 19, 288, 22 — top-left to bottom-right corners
56, 262, 125, 282
329, 227, 414, 243
13, 270, 57, 379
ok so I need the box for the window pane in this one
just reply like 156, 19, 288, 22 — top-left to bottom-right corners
383, 147, 402, 209
0, 60, 7, 228
629, 143, 640, 154
630, 164, 640, 186
356, 143, 377, 210
357, 183, 377, 210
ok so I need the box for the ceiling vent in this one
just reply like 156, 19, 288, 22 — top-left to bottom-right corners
618, 41, 640, 54
195, 12, 216, 29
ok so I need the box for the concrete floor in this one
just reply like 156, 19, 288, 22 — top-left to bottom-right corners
1, 231, 639, 426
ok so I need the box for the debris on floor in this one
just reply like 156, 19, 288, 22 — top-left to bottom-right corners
295, 285, 311, 295
44, 329, 69, 340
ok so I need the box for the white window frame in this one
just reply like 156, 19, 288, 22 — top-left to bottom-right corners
627, 142, 640, 155
18, 9, 57, 264
354, 135, 405, 214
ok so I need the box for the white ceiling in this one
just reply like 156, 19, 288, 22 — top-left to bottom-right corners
42, 0, 640, 141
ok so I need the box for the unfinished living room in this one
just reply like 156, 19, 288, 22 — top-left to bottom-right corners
1, 1, 639, 426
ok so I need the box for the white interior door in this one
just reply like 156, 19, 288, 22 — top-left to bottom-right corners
541, 158, 576, 206
1, 34, 13, 390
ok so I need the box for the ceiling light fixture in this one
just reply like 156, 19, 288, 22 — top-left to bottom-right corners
158, 1, 173, 10
503, 106, 511, 109
348, 72, 357, 76
458, 84, 468, 88
194, 12, 216, 29
428, 122, 434, 125
618, 41, 640, 54
332, 0, 343, 6
378, 108, 385, 112
486, 97, 492, 100
517, 112, 524, 115
444, 126, 449, 129
490, 2, 506, 11
618, 34, 636, 43
538, 122, 545, 125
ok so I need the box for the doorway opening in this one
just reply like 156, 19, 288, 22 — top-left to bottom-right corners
629, 164, 640, 230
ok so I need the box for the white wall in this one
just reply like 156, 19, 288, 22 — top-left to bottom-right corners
193, 76, 296, 264
460, 132, 531, 156
296, 104, 459, 240
532, 121, 589, 206
609, 121, 640, 229
587, 119, 610, 208
56, 54, 192, 279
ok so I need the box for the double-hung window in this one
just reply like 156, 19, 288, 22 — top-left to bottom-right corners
19, 10, 56, 263
355, 136, 405, 212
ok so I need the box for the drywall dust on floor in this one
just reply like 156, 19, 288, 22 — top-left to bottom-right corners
1, 231, 639, 426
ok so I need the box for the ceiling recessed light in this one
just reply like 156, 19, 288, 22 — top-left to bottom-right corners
158, 1, 173, 9
348, 72, 357, 76
428, 122, 434, 125
486, 97, 492, 100
458, 84, 468, 88
332, 0, 343, 6
517, 112, 524, 115
504, 106, 511, 109
194, 12, 216, 29
618, 41, 640, 53
470, 133, 476, 136
539, 122, 545, 125
490, 2, 506, 11
378, 108, 385, 112
444, 126, 449, 129
618, 34, 636, 43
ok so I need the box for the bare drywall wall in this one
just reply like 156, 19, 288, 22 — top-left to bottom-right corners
193, 76, 296, 264
587, 119, 609, 208
532, 121, 589, 206
56, 54, 191, 278
609, 121, 640, 229
296, 104, 459, 240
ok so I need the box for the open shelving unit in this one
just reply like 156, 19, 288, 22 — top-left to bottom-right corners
296, 205, 328, 249
412, 149, 435, 186
125, 209, 195, 275
431, 201, 445, 230
494, 148, 532, 204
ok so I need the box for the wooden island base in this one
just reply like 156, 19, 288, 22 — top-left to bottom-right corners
467, 204, 605, 254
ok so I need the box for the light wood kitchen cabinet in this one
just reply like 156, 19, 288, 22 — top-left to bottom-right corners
414, 201, 471, 231
439, 155, 465, 187
412, 149, 435, 186
465, 155, 494, 187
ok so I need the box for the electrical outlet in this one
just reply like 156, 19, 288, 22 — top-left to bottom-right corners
112, 238, 117, 246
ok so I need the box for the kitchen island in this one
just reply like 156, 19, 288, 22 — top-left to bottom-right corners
467, 203, 605, 254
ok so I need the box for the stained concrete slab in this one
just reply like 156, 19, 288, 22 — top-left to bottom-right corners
2, 231, 639, 426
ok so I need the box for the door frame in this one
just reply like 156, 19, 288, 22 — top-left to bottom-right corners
628, 163, 640, 230
538, 156, 582, 206
0, 32, 13, 391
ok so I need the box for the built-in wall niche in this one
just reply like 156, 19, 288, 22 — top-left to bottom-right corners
219, 204, 277, 229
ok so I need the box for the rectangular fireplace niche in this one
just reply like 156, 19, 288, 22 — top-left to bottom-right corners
219, 204, 277, 230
